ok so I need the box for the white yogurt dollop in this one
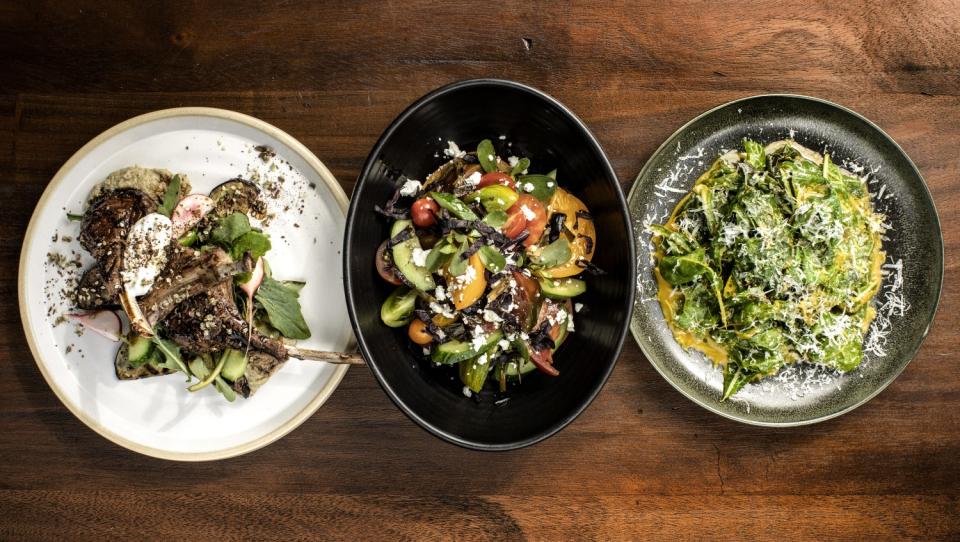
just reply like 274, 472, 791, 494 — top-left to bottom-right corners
121, 213, 173, 297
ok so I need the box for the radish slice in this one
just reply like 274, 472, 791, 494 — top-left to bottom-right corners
68, 311, 122, 342
240, 257, 265, 299
171, 194, 214, 238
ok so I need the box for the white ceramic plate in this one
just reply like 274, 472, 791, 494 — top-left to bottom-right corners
19, 108, 354, 460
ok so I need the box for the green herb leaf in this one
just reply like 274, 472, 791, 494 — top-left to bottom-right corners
546, 169, 557, 180
150, 336, 191, 380
477, 246, 506, 273
66, 212, 84, 222
516, 174, 557, 202
157, 174, 182, 217
255, 275, 311, 339
531, 238, 572, 268
477, 139, 498, 173
230, 230, 272, 260
429, 192, 477, 220
210, 212, 252, 245
483, 210, 508, 229
510, 157, 530, 176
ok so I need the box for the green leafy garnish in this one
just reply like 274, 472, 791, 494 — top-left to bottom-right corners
531, 238, 572, 268
516, 174, 557, 202
255, 275, 311, 340
651, 139, 887, 399
66, 212, 84, 222
477, 246, 506, 273
150, 336, 191, 380
510, 157, 531, 176
429, 192, 477, 220
210, 212, 251, 245
156, 174, 182, 217
230, 231, 272, 260
482, 210, 508, 229
477, 139, 498, 173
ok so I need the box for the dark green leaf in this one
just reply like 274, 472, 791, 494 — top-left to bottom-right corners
516, 174, 557, 202
66, 212, 84, 222
477, 246, 506, 273
532, 238, 572, 268
477, 139, 497, 173
230, 230, 272, 260
510, 157, 530, 176
210, 212, 251, 245
255, 276, 311, 339
150, 336, 191, 380
429, 192, 477, 220
157, 174, 182, 217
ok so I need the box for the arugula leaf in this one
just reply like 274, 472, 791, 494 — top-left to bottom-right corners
150, 336, 192, 380
157, 174, 182, 217
255, 275, 311, 340
477, 139, 498, 173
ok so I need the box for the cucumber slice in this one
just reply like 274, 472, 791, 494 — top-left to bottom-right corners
220, 349, 248, 382
390, 220, 435, 291
538, 277, 586, 299
431, 330, 503, 365
381, 286, 418, 327
459, 355, 493, 393
127, 334, 154, 365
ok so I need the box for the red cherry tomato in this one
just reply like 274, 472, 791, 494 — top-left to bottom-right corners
502, 205, 527, 239
477, 172, 515, 189
375, 240, 402, 285
411, 197, 439, 228
509, 195, 547, 247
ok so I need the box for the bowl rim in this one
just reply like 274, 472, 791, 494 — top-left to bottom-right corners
344, 78, 635, 450
628, 93, 944, 427
17, 106, 353, 461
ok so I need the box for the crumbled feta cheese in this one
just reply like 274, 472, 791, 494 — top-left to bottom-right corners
462, 386, 472, 397
574, 303, 584, 313
556, 308, 568, 324
520, 204, 536, 220
435, 285, 447, 301
429, 302, 455, 319
522, 183, 535, 193
482, 309, 502, 323
422, 347, 431, 355
498, 135, 507, 140
546, 182, 554, 188
471, 326, 487, 350
487, 154, 495, 162
498, 339, 510, 350
411, 247, 430, 267
477, 353, 488, 365
464, 170, 482, 186
507, 156, 520, 167
399, 179, 422, 196
444, 140, 466, 158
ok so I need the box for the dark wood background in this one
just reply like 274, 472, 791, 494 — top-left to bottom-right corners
1, 1, 957, 540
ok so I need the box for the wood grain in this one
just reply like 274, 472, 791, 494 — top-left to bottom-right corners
1, 1, 958, 540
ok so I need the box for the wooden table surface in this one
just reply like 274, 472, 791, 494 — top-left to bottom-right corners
2, 1, 958, 540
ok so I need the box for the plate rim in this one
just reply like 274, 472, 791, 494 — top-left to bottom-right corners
628, 93, 944, 427
18, 106, 352, 461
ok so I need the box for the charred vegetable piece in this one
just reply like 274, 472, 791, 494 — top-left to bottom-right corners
210, 178, 266, 219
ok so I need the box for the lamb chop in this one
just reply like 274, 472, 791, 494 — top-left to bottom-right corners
75, 188, 156, 309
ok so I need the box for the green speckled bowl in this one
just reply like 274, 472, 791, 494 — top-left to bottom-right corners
629, 95, 942, 426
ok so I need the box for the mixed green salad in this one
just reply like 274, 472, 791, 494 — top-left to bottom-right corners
374, 139, 597, 396
651, 140, 886, 400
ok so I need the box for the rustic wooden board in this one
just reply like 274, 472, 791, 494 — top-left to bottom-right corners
1, 1, 958, 540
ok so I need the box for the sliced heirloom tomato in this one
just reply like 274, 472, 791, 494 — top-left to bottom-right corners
507, 194, 547, 247
447, 253, 487, 310
510, 270, 541, 331
538, 188, 596, 278
375, 239, 402, 285
502, 205, 527, 239
477, 171, 515, 190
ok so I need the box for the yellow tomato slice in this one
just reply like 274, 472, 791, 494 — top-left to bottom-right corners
448, 253, 487, 310
539, 188, 596, 278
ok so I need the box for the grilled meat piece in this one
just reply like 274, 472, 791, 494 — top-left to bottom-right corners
75, 188, 156, 309
160, 280, 288, 360
139, 246, 249, 327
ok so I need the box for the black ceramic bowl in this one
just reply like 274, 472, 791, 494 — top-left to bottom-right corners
344, 79, 635, 450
